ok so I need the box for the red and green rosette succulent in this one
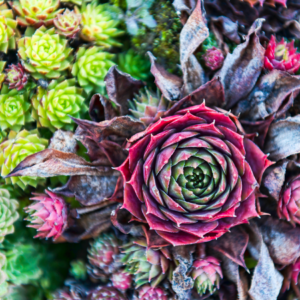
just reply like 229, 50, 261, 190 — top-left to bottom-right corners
12, 0, 64, 27
5, 63, 29, 91
18, 26, 73, 79
192, 256, 223, 296
117, 103, 272, 246
278, 175, 300, 225
112, 269, 132, 291
53, 9, 81, 38
264, 35, 300, 74
202, 47, 224, 71
25, 190, 68, 240
138, 285, 168, 300
89, 286, 126, 300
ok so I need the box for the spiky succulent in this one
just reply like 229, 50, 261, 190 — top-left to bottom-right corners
117, 50, 151, 81
54, 9, 81, 38
12, 0, 63, 27
192, 257, 223, 296
264, 35, 300, 74
0, 189, 19, 243
72, 46, 115, 94
112, 269, 132, 291
78, 3, 123, 48
121, 237, 172, 288
118, 103, 272, 246
0, 4, 17, 54
202, 47, 224, 71
18, 26, 73, 80
129, 89, 168, 126
25, 190, 68, 241
0, 85, 32, 132
138, 285, 168, 300
31, 78, 86, 132
89, 286, 126, 300
0, 130, 48, 189
5, 63, 29, 91
88, 233, 120, 278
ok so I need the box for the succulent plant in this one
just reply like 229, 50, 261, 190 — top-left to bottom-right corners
54, 9, 81, 38
0, 61, 6, 90
70, 260, 87, 280
0, 4, 17, 54
192, 257, 223, 296
72, 46, 115, 94
89, 286, 126, 300
129, 89, 168, 126
87, 233, 120, 278
264, 35, 300, 74
112, 269, 132, 291
0, 189, 19, 243
31, 78, 86, 132
53, 289, 82, 300
277, 175, 300, 225
0, 85, 32, 132
77, 3, 123, 48
0, 252, 8, 297
118, 102, 272, 246
25, 190, 68, 241
18, 26, 73, 80
12, 0, 63, 27
5, 63, 29, 91
117, 50, 151, 81
138, 285, 167, 300
202, 47, 224, 71
121, 237, 172, 288
0, 130, 48, 189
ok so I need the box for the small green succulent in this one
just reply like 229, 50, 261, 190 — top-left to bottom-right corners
32, 78, 86, 132
0, 130, 48, 189
12, 0, 63, 27
17, 26, 73, 80
0, 85, 33, 132
72, 46, 115, 94
70, 260, 87, 280
117, 50, 151, 81
78, 2, 123, 48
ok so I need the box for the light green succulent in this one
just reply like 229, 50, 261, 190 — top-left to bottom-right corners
70, 260, 87, 280
0, 85, 33, 132
0, 130, 48, 189
32, 79, 86, 132
78, 3, 123, 48
0, 189, 19, 243
72, 46, 115, 94
17, 26, 73, 80
12, 0, 63, 27
0, 4, 18, 53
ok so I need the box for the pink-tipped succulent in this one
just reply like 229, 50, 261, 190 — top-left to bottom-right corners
278, 175, 300, 225
53, 9, 81, 38
25, 190, 68, 240
138, 285, 168, 300
89, 286, 126, 300
117, 103, 272, 246
112, 270, 132, 291
202, 47, 224, 71
192, 257, 223, 296
264, 35, 300, 74
5, 63, 29, 90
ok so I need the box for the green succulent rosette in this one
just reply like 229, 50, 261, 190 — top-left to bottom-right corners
78, 3, 123, 48
117, 50, 151, 81
0, 130, 48, 189
0, 189, 19, 243
0, 4, 17, 54
32, 79, 86, 132
72, 46, 115, 94
12, 0, 63, 27
17, 26, 73, 80
0, 85, 33, 132
70, 260, 87, 280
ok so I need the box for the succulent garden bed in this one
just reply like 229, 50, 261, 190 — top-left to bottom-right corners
1, 0, 300, 299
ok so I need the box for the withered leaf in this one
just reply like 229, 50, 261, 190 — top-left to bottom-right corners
264, 115, 300, 161
53, 174, 120, 206
148, 52, 183, 101
218, 19, 265, 109
6, 149, 117, 178
234, 70, 300, 122
104, 66, 144, 115
71, 116, 146, 143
